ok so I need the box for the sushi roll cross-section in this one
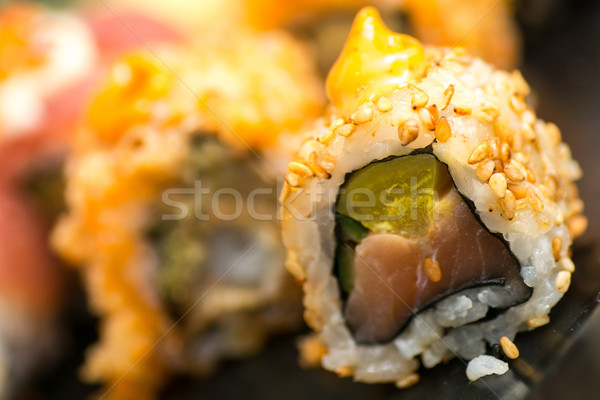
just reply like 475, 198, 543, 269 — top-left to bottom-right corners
281, 7, 585, 387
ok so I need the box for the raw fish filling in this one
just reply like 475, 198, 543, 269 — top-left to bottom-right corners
335, 154, 531, 343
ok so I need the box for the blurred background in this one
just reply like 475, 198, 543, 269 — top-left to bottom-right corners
1, 0, 599, 399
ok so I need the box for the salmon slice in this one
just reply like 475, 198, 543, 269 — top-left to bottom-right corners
345, 189, 530, 343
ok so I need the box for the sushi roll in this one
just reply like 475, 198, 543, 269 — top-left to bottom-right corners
245, 0, 520, 69
52, 30, 323, 399
280, 7, 586, 386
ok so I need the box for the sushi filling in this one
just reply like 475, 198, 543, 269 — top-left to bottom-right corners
148, 135, 283, 330
335, 154, 532, 343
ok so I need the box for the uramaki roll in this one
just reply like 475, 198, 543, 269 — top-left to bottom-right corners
52, 30, 323, 399
280, 7, 585, 386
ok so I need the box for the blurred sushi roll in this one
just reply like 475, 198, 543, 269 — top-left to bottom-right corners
52, 29, 324, 399
0, 3, 183, 397
280, 7, 585, 387
245, 0, 521, 70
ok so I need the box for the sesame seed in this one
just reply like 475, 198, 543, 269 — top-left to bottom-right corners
411, 90, 429, 110
434, 116, 452, 142
500, 336, 519, 359
377, 96, 393, 112
288, 162, 313, 178
507, 183, 527, 199
489, 173, 508, 198
526, 168, 536, 183
500, 142, 511, 163
335, 123, 356, 137
418, 107, 435, 131
320, 152, 336, 171
350, 104, 375, 124
489, 138, 500, 160
555, 271, 571, 293
552, 236, 562, 261
396, 373, 420, 389
442, 84, 454, 110
473, 103, 501, 123
317, 129, 335, 145
308, 152, 331, 179
510, 96, 526, 113
453, 105, 472, 115
522, 109, 536, 126
398, 119, 419, 145
329, 118, 345, 130
424, 258, 442, 282
527, 315, 550, 328
428, 104, 439, 121
521, 123, 536, 142
567, 215, 588, 238
526, 187, 544, 212
500, 189, 517, 219
559, 258, 575, 273
336, 366, 354, 377
476, 159, 496, 181
285, 172, 301, 187
570, 198, 584, 215
513, 152, 530, 166
468, 142, 491, 164
297, 335, 326, 368
494, 159, 504, 173
512, 70, 530, 96
545, 122, 562, 145
504, 161, 526, 182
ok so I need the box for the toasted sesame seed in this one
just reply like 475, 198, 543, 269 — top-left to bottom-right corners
396, 374, 420, 389
411, 91, 429, 110
521, 123, 536, 142
428, 104, 439, 121
559, 258, 575, 273
330, 118, 345, 130
555, 271, 571, 293
494, 159, 504, 173
489, 138, 500, 160
377, 96, 393, 112
476, 159, 495, 181
335, 123, 356, 137
522, 109, 536, 126
504, 161, 526, 182
297, 335, 326, 368
442, 84, 454, 110
473, 103, 501, 123
308, 152, 331, 179
526, 168, 536, 183
500, 336, 519, 359
285, 172, 301, 187
552, 236, 562, 261
434, 116, 452, 142
513, 152, 529, 166
289, 161, 313, 178
500, 142, 511, 163
570, 198, 584, 215
468, 142, 491, 164
350, 104, 375, 124
526, 187, 544, 212
418, 107, 435, 131
453, 105, 472, 115
317, 129, 335, 145
500, 189, 517, 219
336, 366, 354, 377
398, 119, 419, 145
507, 183, 527, 200
527, 315, 550, 328
510, 96, 526, 114
567, 215, 588, 238
545, 122, 562, 145
489, 173, 508, 198
512, 70, 530, 96
424, 258, 442, 282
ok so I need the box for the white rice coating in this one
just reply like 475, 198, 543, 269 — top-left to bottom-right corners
281, 47, 584, 384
